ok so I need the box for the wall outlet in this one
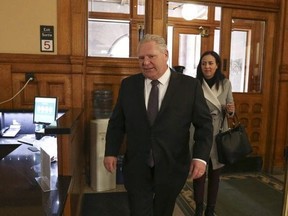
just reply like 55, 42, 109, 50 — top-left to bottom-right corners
25, 73, 35, 82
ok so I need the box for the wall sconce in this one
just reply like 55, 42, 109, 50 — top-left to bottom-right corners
199, 26, 209, 37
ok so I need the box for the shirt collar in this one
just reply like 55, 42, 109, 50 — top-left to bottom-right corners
146, 67, 171, 85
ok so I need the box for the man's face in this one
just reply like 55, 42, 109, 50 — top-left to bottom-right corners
138, 41, 168, 80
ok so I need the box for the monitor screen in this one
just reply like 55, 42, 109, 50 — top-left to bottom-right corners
33, 96, 58, 125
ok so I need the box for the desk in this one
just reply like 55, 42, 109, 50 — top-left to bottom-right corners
0, 140, 71, 216
0, 108, 84, 216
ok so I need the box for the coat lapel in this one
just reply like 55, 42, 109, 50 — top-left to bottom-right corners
202, 80, 222, 112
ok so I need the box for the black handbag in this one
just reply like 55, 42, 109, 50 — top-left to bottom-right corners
216, 112, 252, 164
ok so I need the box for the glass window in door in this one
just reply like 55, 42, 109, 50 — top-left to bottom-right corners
178, 34, 201, 77
229, 19, 265, 93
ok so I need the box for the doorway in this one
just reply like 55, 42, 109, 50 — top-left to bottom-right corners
169, 26, 211, 77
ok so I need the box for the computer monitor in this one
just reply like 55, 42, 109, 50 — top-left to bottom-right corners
33, 96, 58, 125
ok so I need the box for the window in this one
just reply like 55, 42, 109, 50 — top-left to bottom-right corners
229, 19, 265, 93
88, 0, 133, 57
177, 34, 201, 77
215, 7, 221, 21
168, 2, 208, 20
88, 0, 130, 14
230, 30, 249, 92
88, 19, 130, 57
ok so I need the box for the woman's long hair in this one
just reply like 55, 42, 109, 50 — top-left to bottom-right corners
196, 51, 225, 90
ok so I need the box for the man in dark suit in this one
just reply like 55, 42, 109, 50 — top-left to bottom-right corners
104, 34, 213, 216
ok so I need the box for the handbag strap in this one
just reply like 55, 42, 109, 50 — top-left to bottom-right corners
219, 110, 239, 133
219, 109, 226, 133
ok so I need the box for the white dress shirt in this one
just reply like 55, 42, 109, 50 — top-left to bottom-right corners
145, 67, 171, 109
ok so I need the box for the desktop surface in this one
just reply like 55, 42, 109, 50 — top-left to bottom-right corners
0, 137, 22, 159
0, 140, 70, 216
0, 144, 21, 160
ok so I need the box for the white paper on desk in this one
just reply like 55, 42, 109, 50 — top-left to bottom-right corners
39, 136, 57, 161
40, 147, 51, 187
35, 147, 52, 192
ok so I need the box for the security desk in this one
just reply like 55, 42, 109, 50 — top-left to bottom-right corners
0, 136, 71, 216
0, 109, 73, 216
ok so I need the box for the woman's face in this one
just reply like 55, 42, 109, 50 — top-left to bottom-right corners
201, 54, 218, 79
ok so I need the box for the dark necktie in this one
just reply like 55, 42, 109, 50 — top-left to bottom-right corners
146, 80, 159, 167
147, 80, 160, 126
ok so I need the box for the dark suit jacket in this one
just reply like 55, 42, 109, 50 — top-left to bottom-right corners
105, 70, 213, 193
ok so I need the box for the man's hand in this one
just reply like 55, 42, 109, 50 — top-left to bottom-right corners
189, 159, 207, 179
103, 156, 117, 173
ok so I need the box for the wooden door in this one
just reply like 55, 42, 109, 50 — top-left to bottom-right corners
220, 8, 277, 172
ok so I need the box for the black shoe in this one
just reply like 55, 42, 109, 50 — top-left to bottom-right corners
205, 206, 215, 216
195, 203, 204, 216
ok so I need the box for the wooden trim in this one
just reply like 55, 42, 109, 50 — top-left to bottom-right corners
57, 0, 72, 55
89, 11, 130, 20
183, 0, 279, 11
0, 64, 12, 109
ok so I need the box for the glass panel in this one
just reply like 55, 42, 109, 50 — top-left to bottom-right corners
230, 31, 248, 92
215, 7, 221, 21
178, 34, 201, 77
229, 19, 265, 93
168, 2, 208, 20
167, 26, 174, 68
88, 19, 130, 57
138, 0, 145, 15
214, 29, 220, 53
88, 0, 130, 14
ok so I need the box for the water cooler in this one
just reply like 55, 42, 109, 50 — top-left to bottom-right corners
90, 119, 116, 191
90, 89, 116, 191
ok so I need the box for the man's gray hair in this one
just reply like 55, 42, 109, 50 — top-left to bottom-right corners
137, 34, 167, 53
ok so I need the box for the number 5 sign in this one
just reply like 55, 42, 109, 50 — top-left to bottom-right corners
40, 25, 54, 52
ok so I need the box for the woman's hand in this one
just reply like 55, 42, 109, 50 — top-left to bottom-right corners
226, 103, 235, 115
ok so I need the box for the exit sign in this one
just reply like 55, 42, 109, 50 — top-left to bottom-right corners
40, 25, 54, 52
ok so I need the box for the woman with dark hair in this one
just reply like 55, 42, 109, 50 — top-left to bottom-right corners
193, 51, 235, 216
